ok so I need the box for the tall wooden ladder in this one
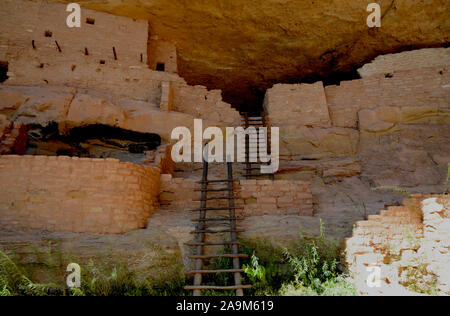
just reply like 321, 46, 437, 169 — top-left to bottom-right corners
185, 147, 251, 296
242, 112, 275, 180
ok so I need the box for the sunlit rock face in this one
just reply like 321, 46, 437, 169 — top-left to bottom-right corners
53, 0, 449, 109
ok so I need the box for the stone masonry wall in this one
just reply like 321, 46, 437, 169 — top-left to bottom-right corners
159, 175, 313, 216
0, 0, 241, 127
0, 114, 27, 155
147, 40, 178, 74
0, 155, 161, 234
172, 83, 242, 126
159, 175, 198, 209
418, 196, 450, 294
236, 179, 313, 216
358, 48, 450, 78
0, 0, 169, 103
263, 48, 450, 188
0, 0, 148, 68
344, 194, 449, 295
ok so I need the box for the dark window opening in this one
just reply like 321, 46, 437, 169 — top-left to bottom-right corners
156, 62, 165, 72
0, 61, 9, 83
385, 73, 393, 78
71, 65, 76, 71
99, 60, 106, 65
44, 30, 53, 37
318, 70, 361, 87
38, 63, 44, 69
86, 18, 95, 25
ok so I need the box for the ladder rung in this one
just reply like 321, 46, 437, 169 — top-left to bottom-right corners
194, 188, 231, 192
185, 241, 242, 246
245, 174, 273, 177
192, 217, 243, 222
186, 269, 244, 275
188, 254, 249, 259
190, 229, 245, 234
192, 196, 233, 201
184, 285, 252, 291
197, 179, 234, 184
188, 206, 241, 211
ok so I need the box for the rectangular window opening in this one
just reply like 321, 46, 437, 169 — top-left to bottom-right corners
156, 62, 165, 72
0, 61, 9, 83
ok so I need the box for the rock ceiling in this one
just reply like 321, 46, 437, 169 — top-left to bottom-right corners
54, 0, 449, 109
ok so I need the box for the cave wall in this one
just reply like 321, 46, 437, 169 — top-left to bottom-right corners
264, 48, 450, 188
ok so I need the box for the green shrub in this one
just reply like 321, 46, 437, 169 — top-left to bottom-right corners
0, 245, 187, 296
243, 254, 265, 283
239, 221, 357, 296
1, 223, 356, 296
0, 250, 63, 296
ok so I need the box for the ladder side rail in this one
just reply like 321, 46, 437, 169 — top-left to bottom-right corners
227, 161, 244, 296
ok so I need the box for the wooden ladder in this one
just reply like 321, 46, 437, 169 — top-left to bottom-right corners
185, 147, 251, 296
242, 112, 275, 180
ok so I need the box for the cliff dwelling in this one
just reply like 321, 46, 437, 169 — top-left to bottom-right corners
0, 0, 448, 297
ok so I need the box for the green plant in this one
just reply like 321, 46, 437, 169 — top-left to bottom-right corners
0, 284, 11, 296
239, 237, 291, 295
243, 254, 265, 283
279, 275, 357, 296
239, 220, 355, 296
277, 221, 358, 296
282, 223, 340, 294
405, 263, 437, 295
0, 250, 63, 296
0, 244, 187, 296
